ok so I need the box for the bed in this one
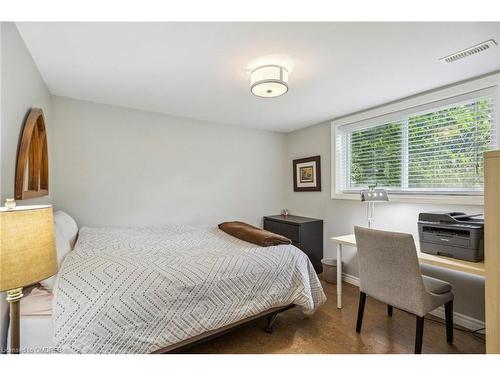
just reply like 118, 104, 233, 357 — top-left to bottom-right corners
51, 224, 326, 353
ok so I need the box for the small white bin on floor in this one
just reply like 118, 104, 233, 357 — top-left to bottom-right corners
321, 258, 341, 284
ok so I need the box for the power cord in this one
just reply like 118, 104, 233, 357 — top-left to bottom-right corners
424, 315, 485, 342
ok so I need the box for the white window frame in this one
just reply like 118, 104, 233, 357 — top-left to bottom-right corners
331, 72, 500, 205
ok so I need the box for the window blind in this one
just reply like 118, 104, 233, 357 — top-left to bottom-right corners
335, 88, 497, 195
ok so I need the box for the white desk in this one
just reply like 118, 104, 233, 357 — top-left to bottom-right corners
330, 234, 485, 309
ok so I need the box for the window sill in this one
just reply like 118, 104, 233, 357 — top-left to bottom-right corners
331, 192, 484, 206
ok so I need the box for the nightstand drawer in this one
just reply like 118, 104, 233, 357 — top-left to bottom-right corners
264, 219, 300, 242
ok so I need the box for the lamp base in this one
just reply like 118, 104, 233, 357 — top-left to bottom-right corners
6, 287, 23, 354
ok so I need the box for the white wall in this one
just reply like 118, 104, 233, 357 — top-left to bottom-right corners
0, 22, 53, 204
285, 121, 485, 322
0, 22, 53, 353
51, 96, 287, 228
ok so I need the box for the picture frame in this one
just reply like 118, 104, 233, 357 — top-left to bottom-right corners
293, 155, 321, 192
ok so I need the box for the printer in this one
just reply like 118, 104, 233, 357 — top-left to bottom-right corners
418, 211, 484, 262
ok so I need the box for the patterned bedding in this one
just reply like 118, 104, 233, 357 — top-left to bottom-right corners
53, 225, 326, 353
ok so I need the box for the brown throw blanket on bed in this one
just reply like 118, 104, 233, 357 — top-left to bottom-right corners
218, 221, 292, 247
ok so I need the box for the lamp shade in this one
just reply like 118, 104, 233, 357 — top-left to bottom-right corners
0, 205, 57, 292
360, 188, 389, 202
250, 64, 289, 98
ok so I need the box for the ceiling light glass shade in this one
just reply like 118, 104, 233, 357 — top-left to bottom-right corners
250, 65, 289, 98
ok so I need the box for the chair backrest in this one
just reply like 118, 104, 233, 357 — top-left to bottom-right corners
354, 226, 426, 312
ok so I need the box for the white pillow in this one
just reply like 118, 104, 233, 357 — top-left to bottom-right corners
39, 211, 78, 291
39, 226, 72, 291
53, 210, 79, 249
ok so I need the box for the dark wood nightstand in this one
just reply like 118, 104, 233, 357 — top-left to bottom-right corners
263, 215, 323, 273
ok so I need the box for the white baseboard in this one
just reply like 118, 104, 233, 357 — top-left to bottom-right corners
342, 273, 360, 287
340, 273, 485, 332
430, 306, 485, 332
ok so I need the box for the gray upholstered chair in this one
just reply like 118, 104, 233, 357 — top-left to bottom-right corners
354, 226, 454, 354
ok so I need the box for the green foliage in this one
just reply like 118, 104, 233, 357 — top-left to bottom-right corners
349, 98, 493, 191
350, 122, 402, 188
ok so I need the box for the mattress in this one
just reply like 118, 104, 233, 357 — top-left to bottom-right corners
54, 225, 326, 353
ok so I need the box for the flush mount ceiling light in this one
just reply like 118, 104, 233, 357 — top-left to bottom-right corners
250, 64, 289, 98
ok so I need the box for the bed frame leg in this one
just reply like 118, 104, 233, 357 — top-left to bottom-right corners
264, 313, 279, 334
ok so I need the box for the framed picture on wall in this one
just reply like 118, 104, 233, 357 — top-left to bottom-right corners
293, 155, 321, 192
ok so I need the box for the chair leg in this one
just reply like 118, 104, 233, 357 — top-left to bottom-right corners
356, 291, 367, 333
445, 300, 453, 344
415, 316, 424, 354
387, 305, 393, 317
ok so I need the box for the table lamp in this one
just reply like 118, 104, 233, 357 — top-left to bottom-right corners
360, 185, 389, 228
0, 200, 57, 354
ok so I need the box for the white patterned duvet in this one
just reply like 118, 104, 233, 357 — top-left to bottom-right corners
53, 225, 326, 353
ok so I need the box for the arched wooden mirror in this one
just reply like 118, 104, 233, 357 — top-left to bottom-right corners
15, 108, 49, 200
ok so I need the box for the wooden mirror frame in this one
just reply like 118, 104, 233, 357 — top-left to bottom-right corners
15, 108, 49, 200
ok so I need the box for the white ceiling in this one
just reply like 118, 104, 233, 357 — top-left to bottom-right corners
16, 22, 500, 132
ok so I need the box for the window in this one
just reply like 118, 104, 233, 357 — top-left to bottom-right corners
335, 88, 497, 196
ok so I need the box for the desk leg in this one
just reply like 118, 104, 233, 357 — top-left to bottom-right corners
337, 243, 343, 309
